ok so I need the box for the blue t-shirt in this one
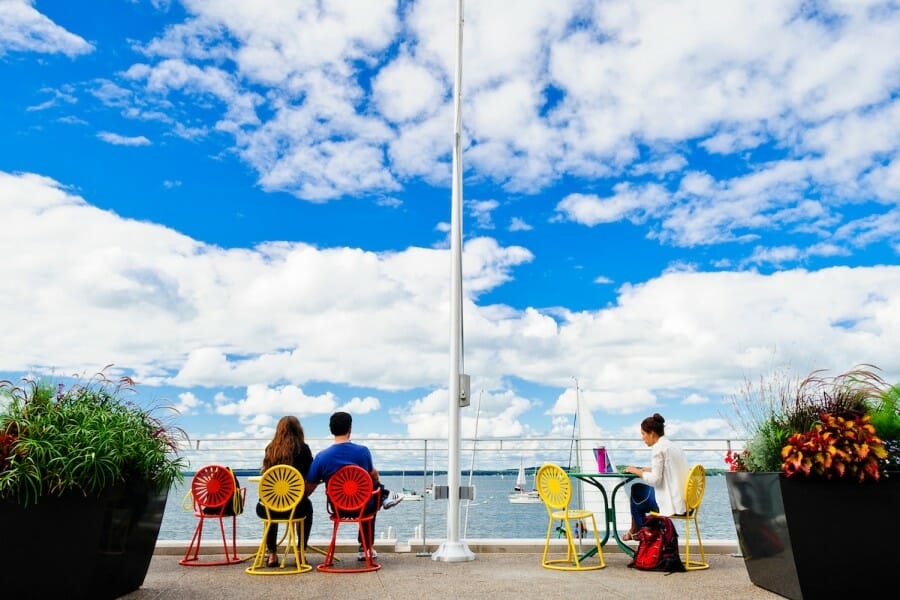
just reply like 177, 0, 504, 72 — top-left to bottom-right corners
307, 441, 374, 485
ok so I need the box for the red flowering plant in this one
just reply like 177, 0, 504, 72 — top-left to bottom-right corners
725, 449, 749, 472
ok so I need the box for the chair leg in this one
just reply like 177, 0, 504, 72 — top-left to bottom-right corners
563, 522, 578, 566
683, 516, 690, 567
230, 514, 240, 561
181, 520, 203, 564
317, 522, 340, 570
689, 516, 708, 570
245, 522, 272, 574
681, 516, 708, 571
541, 517, 555, 568
359, 520, 378, 568
588, 514, 605, 569
217, 516, 233, 562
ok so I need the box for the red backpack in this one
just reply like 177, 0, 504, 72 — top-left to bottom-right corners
628, 515, 686, 572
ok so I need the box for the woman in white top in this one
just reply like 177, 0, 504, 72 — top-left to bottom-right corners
622, 413, 689, 541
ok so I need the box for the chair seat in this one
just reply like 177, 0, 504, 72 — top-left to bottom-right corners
550, 508, 593, 520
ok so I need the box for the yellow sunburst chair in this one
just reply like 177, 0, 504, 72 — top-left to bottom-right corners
652, 463, 709, 570
536, 463, 605, 571
246, 464, 312, 575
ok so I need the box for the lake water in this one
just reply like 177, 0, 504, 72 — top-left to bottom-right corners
160, 473, 737, 542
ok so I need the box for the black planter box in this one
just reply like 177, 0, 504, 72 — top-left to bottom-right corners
726, 471, 900, 599
0, 483, 167, 599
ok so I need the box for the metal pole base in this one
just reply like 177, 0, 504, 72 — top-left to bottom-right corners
431, 541, 475, 562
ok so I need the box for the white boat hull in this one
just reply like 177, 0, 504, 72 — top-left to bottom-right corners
508, 492, 541, 504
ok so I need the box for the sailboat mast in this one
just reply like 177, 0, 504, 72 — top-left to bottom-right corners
574, 377, 586, 508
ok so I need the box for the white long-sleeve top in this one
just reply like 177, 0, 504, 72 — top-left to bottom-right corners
640, 436, 689, 516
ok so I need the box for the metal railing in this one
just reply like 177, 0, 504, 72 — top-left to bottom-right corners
176, 436, 746, 473
167, 435, 748, 545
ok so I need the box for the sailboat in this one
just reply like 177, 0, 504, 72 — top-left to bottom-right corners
401, 470, 423, 501
425, 455, 436, 495
508, 459, 541, 504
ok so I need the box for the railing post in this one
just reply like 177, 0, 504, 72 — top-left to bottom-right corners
417, 439, 431, 556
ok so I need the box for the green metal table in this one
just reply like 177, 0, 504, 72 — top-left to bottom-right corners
570, 472, 638, 558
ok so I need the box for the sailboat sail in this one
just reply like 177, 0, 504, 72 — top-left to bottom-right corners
515, 463, 526, 490
574, 384, 632, 531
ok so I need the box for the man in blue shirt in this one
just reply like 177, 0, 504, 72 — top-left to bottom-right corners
306, 411, 402, 560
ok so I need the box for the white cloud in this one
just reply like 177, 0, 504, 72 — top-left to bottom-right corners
396, 387, 536, 439
556, 185, 670, 227
746, 245, 802, 267
340, 396, 381, 415
97, 131, 152, 146
467, 199, 499, 230
174, 391, 203, 415
216, 384, 338, 418
509, 217, 532, 232
630, 155, 688, 178
373, 55, 445, 123
682, 393, 709, 406
0, 0, 93, 57
26, 86, 77, 112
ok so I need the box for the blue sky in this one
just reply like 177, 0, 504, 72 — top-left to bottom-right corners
1, 0, 899, 449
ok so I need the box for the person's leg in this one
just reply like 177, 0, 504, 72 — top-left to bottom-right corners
356, 495, 379, 557
628, 483, 658, 534
256, 502, 284, 565
378, 482, 403, 509
296, 498, 313, 549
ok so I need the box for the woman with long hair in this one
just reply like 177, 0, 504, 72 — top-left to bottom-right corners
256, 415, 314, 567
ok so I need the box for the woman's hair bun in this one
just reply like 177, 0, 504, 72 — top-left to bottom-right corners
652, 413, 665, 424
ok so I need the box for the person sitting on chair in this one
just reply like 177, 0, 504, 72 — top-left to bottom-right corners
256, 415, 314, 567
622, 413, 689, 541
305, 411, 403, 561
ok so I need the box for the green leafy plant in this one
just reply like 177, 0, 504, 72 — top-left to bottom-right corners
726, 364, 895, 480
0, 369, 186, 505
869, 384, 900, 439
726, 366, 799, 472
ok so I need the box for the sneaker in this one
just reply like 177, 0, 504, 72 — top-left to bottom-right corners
382, 491, 403, 510
357, 547, 378, 561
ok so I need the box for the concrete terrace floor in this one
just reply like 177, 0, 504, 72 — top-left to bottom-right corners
125, 540, 781, 600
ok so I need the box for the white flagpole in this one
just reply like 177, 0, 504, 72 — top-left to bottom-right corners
433, 0, 474, 562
